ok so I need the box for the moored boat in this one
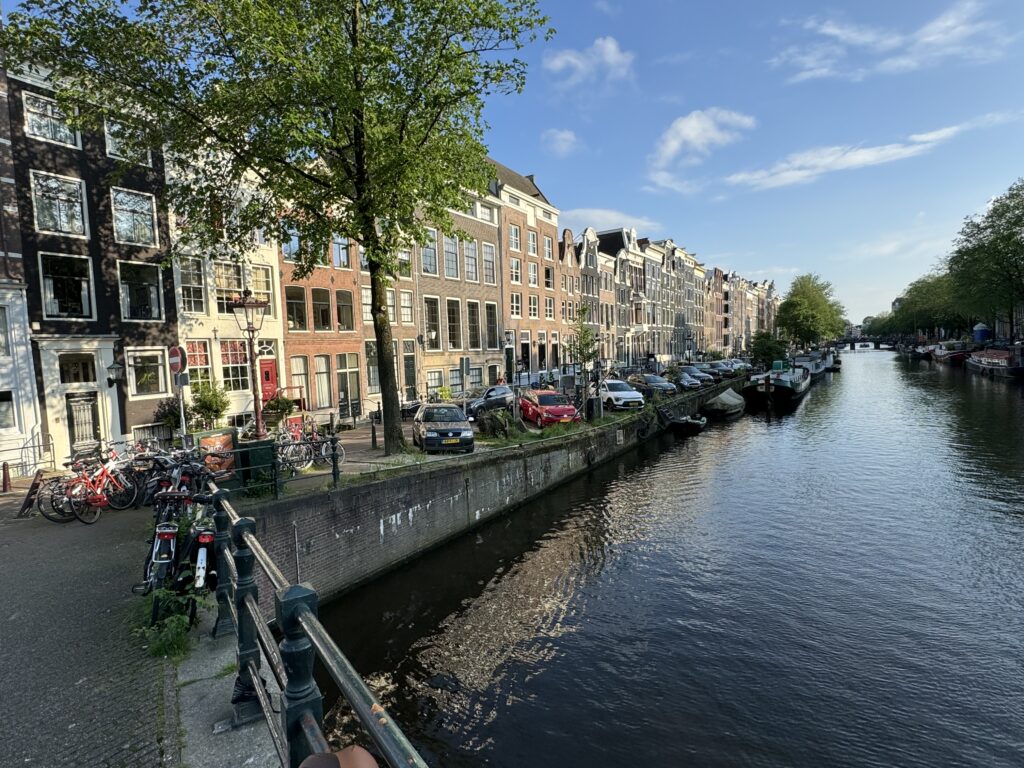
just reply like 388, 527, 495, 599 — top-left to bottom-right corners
966, 347, 1024, 379
668, 414, 707, 436
931, 343, 969, 366
703, 388, 746, 419
792, 350, 832, 380
744, 359, 811, 410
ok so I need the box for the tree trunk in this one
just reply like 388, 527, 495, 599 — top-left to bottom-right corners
369, 261, 405, 455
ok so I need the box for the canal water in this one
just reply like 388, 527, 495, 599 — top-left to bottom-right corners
320, 351, 1024, 767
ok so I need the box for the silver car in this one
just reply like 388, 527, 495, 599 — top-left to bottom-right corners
411, 404, 475, 454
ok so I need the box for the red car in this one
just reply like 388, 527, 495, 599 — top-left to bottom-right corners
519, 389, 581, 428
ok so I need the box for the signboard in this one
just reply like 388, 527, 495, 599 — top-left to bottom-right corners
199, 431, 236, 478
460, 356, 471, 377
169, 345, 187, 375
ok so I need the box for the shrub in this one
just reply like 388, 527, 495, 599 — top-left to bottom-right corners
191, 383, 230, 430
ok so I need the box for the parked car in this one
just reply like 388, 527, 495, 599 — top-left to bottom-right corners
676, 372, 703, 391
680, 365, 715, 385
730, 359, 753, 372
708, 361, 738, 378
627, 373, 677, 397
596, 379, 645, 410
411, 404, 475, 454
693, 363, 723, 382
519, 389, 581, 428
465, 385, 514, 419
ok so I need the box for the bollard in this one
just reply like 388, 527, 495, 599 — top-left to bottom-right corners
272, 450, 282, 500
1, 461, 10, 493
230, 517, 264, 727
277, 584, 323, 768
370, 417, 377, 451
330, 436, 340, 488
211, 489, 235, 638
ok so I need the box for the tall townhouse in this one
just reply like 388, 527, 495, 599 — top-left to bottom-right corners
598, 244, 618, 365
417, 188, 505, 396
7, 69, 176, 460
693, 262, 707, 357
707, 267, 726, 354
0, 63, 42, 472
572, 228, 600, 362
492, 160, 570, 377
575, 226, 617, 365
275, 234, 370, 420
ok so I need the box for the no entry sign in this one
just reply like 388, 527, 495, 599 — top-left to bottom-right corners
169, 344, 188, 374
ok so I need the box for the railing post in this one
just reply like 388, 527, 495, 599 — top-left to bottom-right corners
330, 436, 340, 489
230, 517, 264, 726
276, 584, 323, 768
211, 488, 234, 638
272, 447, 282, 500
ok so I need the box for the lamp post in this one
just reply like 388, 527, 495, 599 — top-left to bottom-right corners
685, 331, 693, 363
106, 360, 125, 388
227, 289, 270, 439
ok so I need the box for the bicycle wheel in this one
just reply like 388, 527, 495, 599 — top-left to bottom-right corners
295, 442, 314, 471
106, 471, 138, 510
68, 481, 101, 525
38, 479, 76, 524
312, 439, 331, 468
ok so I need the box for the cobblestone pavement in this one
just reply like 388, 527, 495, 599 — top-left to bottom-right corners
0, 509, 177, 767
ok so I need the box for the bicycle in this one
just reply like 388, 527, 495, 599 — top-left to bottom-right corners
39, 448, 138, 524
304, 416, 344, 469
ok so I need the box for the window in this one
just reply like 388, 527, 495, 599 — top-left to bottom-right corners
426, 369, 443, 397
508, 194, 520, 206
290, 356, 310, 405
282, 229, 300, 261
528, 262, 538, 287
180, 258, 205, 314
361, 286, 373, 324
119, 262, 162, 320
359, 245, 369, 271
464, 241, 478, 282
336, 353, 361, 411
186, 340, 212, 388
365, 341, 380, 394
482, 243, 496, 284
402, 340, 417, 401
336, 290, 354, 331
446, 299, 462, 349
509, 224, 521, 251
545, 267, 554, 290
314, 355, 331, 409
485, 303, 498, 349
443, 235, 459, 279
469, 367, 483, 388
386, 289, 396, 323
488, 365, 499, 386
397, 248, 412, 278
220, 341, 249, 391
561, 274, 567, 291
545, 296, 554, 320
112, 188, 157, 246
254, 228, 268, 246
312, 288, 331, 330
0, 391, 15, 430
41, 253, 92, 319
332, 235, 350, 268
510, 258, 521, 284
467, 302, 481, 349
529, 295, 539, 319
510, 292, 522, 318
250, 265, 274, 314
449, 368, 463, 393
104, 118, 150, 164
59, 353, 96, 383
128, 350, 167, 397
544, 236, 553, 260
24, 93, 76, 146
0, 307, 8, 357
528, 231, 538, 256
422, 230, 438, 275
286, 286, 307, 330
400, 291, 413, 324
214, 262, 243, 314
424, 298, 441, 350
478, 204, 493, 223
31, 172, 86, 236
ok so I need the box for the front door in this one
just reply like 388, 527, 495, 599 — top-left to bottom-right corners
66, 392, 100, 453
260, 359, 278, 403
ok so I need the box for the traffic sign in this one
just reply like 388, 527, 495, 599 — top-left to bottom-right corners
169, 344, 187, 374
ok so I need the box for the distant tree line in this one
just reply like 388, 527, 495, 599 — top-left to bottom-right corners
865, 178, 1024, 340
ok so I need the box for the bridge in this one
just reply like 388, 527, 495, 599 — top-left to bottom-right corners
836, 337, 899, 350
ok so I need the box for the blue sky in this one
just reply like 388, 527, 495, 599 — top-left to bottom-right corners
482, 0, 1024, 323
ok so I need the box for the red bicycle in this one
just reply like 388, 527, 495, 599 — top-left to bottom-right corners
57, 449, 138, 524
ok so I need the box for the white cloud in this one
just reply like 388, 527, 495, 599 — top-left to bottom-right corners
560, 208, 661, 235
773, 1, 1012, 82
593, 0, 619, 17
541, 128, 579, 158
646, 108, 756, 194
726, 111, 1020, 190
544, 36, 635, 89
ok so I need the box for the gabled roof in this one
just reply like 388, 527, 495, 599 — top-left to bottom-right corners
487, 158, 550, 205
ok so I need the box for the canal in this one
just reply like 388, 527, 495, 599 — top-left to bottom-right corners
320, 351, 1024, 767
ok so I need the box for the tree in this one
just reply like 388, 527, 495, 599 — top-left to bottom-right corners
750, 331, 788, 369
775, 274, 846, 346
3, 0, 552, 454
563, 304, 599, 377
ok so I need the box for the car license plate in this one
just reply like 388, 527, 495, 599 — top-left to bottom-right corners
442, 438, 460, 445
560, 418, 571, 423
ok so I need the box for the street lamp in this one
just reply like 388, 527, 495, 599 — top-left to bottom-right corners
227, 289, 270, 439
106, 360, 125, 388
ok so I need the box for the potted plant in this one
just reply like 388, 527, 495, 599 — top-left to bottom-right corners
190, 383, 230, 431
262, 395, 296, 427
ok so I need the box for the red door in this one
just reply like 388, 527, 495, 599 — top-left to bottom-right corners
260, 359, 278, 403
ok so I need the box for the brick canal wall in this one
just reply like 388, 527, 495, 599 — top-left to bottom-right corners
245, 381, 742, 608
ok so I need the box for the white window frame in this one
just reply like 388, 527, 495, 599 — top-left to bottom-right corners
510, 292, 522, 318
446, 297, 463, 350
544, 235, 553, 260
400, 290, 414, 324
30, 170, 88, 239
545, 296, 554, 320
466, 300, 482, 350
510, 257, 521, 284
421, 228, 439, 276
111, 187, 159, 247
103, 117, 152, 166
179, 257, 206, 315
249, 264, 275, 318
125, 346, 169, 401
509, 224, 521, 252
528, 262, 538, 287
117, 260, 164, 322
0, 306, 9, 358
39, 251, 96, 321
529, 294, 539, 319
0, 389, 19, 432
528, 230, 538, 256
463, 240, 479, 283
423, 295, 443, 351
23, 91, 79, 148
482, 242, 497, 285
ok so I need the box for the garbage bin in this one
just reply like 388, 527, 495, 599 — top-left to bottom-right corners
586, 396, 598, 420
